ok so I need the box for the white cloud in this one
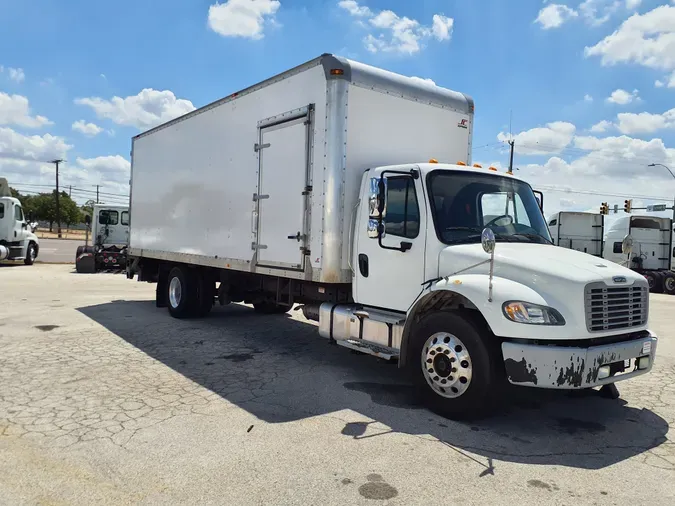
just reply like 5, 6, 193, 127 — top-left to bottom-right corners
616, 109, 675, 134
606, 88, 639, 105
591, 120, 613, 132
584, 94, 594, 102
7, 67, 25, 83
338, 0, 371, 17
72, 120, 104, 137
655, 79, 665, 88
584, 5, 675, 71
497, 121, 576, 155
339, 1, 454, 55
625, 0, 642, 8
74, 89, 196, 130
409, 76, 436, 86
0, 92, 52, 128
668, 70, 675, 88
431, 15, 454, 41
535, 4, 578, 29
0, 127, 71, 165
208, 0, 280, 39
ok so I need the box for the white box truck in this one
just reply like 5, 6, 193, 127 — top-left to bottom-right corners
126, 54, 657, 418
0, 178, 39, 265
548, 211, 604, 257
76, 204, 129, 273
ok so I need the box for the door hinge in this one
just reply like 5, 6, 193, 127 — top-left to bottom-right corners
252, 243, 268, 250
301, 247, 311, 255
254, 142, 271, 152
252, 194, 269, 201
302, 185, 313, 196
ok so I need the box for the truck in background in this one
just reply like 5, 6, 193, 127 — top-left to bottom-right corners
0, 178, 39, 265
126, 54, 657, 418
549, 211, 675, 294
603, 215, 675, 294
76, 204, 129, 273
548, 211, 604, 257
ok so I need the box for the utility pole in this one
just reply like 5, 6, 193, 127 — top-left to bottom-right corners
508, 140, 515, 174
93, 184, 100, 203
48, 159, 64, 238
68, 185, 72, 197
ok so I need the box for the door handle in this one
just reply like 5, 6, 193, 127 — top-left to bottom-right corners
287, 232, 302, 241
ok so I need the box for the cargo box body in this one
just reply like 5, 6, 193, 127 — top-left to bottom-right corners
129, 54, 474, 284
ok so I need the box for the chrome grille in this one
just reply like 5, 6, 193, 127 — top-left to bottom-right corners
584, 282, 649, 333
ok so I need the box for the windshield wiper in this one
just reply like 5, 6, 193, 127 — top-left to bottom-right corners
510, 233, 552, 244
444, 226, 484, 232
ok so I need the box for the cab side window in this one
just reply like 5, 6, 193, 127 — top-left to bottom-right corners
99, 210, 119, 225
0, 202, 4, 219
384, 177, 420, 239
121, 211, 129, 226
15, 205, 24, 222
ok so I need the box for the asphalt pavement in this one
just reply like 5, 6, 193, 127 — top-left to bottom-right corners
0, 265, 673, 505
35, 238, 82, 264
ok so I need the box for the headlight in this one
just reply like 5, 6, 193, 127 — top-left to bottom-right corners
502, 301, 565, 326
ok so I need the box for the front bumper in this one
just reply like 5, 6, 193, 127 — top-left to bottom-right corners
501, 331, 657, 389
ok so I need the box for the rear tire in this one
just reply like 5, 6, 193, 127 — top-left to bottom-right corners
663, 272, 675, 295
643, 272, 657, 293
407, 311, 498, 420
652, 272, 665, 294
24, 242, 37, 265
167, 266, 197, 319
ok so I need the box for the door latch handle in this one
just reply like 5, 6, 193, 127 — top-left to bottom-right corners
288, 232, 302, 241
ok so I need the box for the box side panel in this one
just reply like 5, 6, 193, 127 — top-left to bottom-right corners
130, 65, 327, 274
341, 84, 473, 272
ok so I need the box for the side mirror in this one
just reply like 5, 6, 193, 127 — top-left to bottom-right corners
533, 190, 544, 212
622, 234, 634, 255
368, 177, 387, 220
21, 222, 27, 229
85, 215, 92, 226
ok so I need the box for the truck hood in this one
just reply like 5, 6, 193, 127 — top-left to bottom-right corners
439, 243, 644, 287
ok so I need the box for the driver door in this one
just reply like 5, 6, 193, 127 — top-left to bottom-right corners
13, 203, 28, 243
353, 172, 427, 313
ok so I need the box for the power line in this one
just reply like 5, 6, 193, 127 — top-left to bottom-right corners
533, 184, 672, 201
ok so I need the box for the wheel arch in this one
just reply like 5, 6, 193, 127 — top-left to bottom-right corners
399, 289, 493, 369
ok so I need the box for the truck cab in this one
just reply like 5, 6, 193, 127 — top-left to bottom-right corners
75, 205, 129, 272
0, 193, 39, 265
320, 162, 656, 415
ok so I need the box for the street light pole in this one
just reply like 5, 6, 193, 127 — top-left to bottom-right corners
648, 163, 675, 225
48, 159, 65, 238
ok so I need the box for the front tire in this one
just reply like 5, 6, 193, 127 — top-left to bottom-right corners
24, 242, 37, 265
167, 266, 197, 319
408, 311, 497, 420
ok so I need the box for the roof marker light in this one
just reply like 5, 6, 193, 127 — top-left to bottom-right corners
473, 163, 482, 168
429, 158, 438, 163
456, 161, 467, 166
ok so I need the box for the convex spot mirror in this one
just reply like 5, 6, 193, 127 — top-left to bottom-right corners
482, 228, 496, 255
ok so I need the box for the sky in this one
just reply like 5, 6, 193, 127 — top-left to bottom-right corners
1, 0, 674, 214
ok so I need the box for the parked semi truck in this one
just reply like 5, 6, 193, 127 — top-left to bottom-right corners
76, 204, 129, 273
549, 211, 675, 294
126, 54, 657, 417
0, 178, 39, 265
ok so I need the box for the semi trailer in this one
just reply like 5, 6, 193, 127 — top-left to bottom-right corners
126, 54, 657, 417
76, 204, 129, 273
0, 178, 39, 265
548, 211, 604, 257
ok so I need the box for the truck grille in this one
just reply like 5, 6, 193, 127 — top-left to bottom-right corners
584, 282, 648, 333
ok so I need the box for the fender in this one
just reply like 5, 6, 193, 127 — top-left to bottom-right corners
398, 274, 550, 368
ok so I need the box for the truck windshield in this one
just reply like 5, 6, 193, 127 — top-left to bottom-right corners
427, 170, 552, 245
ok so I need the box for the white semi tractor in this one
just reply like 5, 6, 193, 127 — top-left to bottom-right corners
0, 178, 39, 265
75, 204, 129, 273
126, 54, 657, 417
548, 211, 675, 294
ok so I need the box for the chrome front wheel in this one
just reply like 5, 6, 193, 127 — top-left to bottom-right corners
421, 332, 473, 399
169, 276, 182, 309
